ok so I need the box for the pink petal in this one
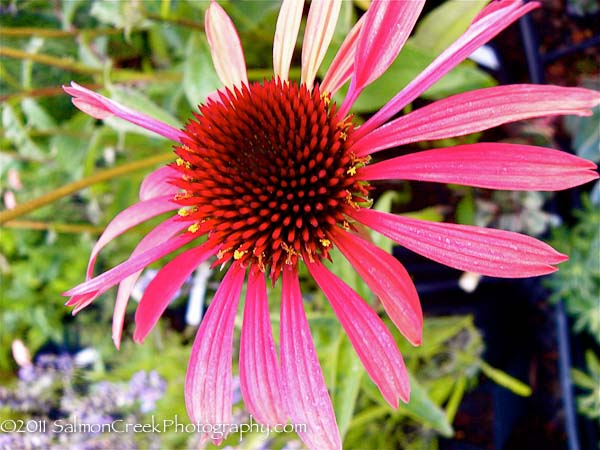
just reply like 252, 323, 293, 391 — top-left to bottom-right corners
280, 265, 341, 450
239, 270, 287, 425
339, 0, 425, 116
320, 15, 365, 95
331, 227, 422, 346
306, 258, 410, 408
354, 0, 539, 140
133, 241, 217, 343
65, 232, 197, 296
185, 263, 245, 445
351, 208, 568, 278
67, 217, 192, 319
353, 85, 600, 155
273, 0, 304, 82
139, 166, 180, 201
113, 216, 193, 348
66, 292, 99, 312
301, 0, 342, 90
359, 143, 599, 191
85, 195, 179, 280
205, 1, 248, 89
63, 82, 186, 142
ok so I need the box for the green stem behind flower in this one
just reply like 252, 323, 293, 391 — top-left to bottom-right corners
0, 153, 173, 225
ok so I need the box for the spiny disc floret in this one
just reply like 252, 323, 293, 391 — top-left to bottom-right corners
172, 78, 368, 279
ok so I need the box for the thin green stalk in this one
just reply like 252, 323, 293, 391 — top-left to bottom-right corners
0, 153, 173, 224
0, 46, 102, 75
1, 27, 121, 38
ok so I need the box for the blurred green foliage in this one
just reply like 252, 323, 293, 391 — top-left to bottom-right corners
546, 195, 600, 343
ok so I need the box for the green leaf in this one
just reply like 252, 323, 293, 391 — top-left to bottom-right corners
455, 189, 475, 225
183, 33, 222, 109
2, 104, 46, 159
412, 0, 488, 54
402, 374, 454, 437
332, 334, 364, 440
21, 98, 57, 130
480, 361, 532, 397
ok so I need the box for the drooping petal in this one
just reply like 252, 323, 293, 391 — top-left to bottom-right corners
280, 265, 341, 450
63, 82, 186, 142
351, 208, 567, 278
306, 258, 410, 408
320, 15, 365, 95
113, 216, 193, 348
301, 0, 342, 90
139, 166, 180, 201
354, 0, 539, 140
339, 0, 425, 116
205, 1, 248, 89
67, 216, 191, 319
185, 263, 245, 445
273, 0, 304, 82
239, 270, 287, 425
133, 241, 217, 343
352, 85, 600, 155
65, 232, 198, 296
331, 227, 422, 346
359, 143, 599, 191
85, 195, 179, 280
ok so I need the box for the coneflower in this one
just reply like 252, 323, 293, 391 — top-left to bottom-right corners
63, 1, 599, 448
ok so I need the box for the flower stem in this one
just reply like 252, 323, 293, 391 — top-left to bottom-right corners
1, 27, 121, 38
0, 153, 173, 224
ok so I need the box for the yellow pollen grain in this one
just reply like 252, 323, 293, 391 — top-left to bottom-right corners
178, 208, 190, 217
234, 249, 247, 260
187, 223, 200, 233
320, 238, 331, 248
176, 158, 185, 166
346, 166, 357, 176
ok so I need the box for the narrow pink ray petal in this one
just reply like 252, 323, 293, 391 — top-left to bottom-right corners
85, 195, 179, 280
351, 208, 568, 278
306, 258, 410, 407
139, 166, 180, 201
66, 292, 98, 311
339, 0, 425, 116
63, 82, 186, 142
185, 263, 245, 445
239, 270, 287, 426
360, 143, 599, 191
66, 217, 192, 320
354, 0, 539, 140
65, 232, 197, 296
301, 0, 342, 90
280, 265, 341, 450
353, 85, 600, 155
205, 1, 248, 89
330, 227, 422, 346
320, 15, 365, 95
273, 0, 304, 82
113, 216, 193, 348
134, 241, 216, 343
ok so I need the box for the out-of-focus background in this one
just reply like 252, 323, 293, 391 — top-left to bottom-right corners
1, 1, 598, 449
